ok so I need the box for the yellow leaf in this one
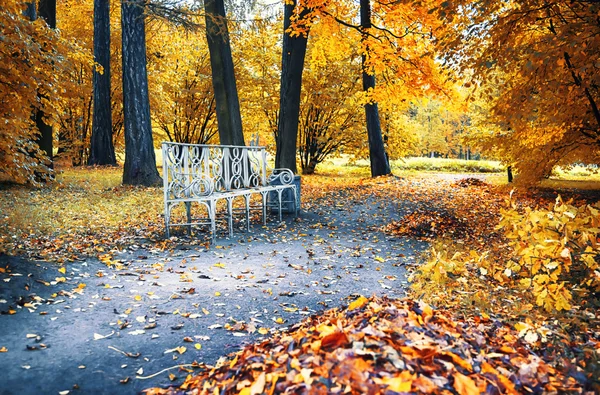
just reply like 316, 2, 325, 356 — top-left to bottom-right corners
382, 371, 413, 392
519, 278, 531, 288
275, 317, 284, 324
258, 327, 269, 335
58, 267, 66, 274
348, 295, 368, 310
229, 354, 238, 368
453, 372, 479, 395
0, 347, 7, 352
77, 283, 86, 289
169, 373, 177, 381
514, 322, 529, 332
374, 256, 385, 263
194, 343, 202, 350
214, 292, 221, 297
55, 277, 66, 283
134, 295, 142, 301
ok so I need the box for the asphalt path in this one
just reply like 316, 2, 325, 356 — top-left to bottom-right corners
0, 186, 428, 395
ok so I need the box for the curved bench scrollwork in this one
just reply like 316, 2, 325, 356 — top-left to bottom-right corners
268, 168, 295, 185
169, 176, 214, 199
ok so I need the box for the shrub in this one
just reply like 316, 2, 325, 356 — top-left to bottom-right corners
498, 196, 600, 311
411, 195, 600, 313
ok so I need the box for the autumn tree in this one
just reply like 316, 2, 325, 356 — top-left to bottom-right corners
204, 0, 245, 146
359, 0, 390, 176
275, 0, 311, 173
296, 25, 363, 174
235, 18, 281, 149
148, 22, 218, 145
284, 0, 446, 176
54, 0, 96, 166
88, 0, 116, 166
0, 0, 67, 183
121, 0, 161, 186
35, 0, 56, 172
434, 0, 600, 182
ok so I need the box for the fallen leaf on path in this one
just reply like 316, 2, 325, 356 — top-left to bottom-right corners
93, 331, 115, 340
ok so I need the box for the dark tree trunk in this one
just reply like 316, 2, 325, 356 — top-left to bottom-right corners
121, 0, 161, 186
507, 165, 513, 183
38, 0, 56, 28
24, 2, 36, 20
204, 0, 245, 146
275, 1, 309, 173
88, 0, 116, 166
360, 0, 391, 177
29, 1, 55, 171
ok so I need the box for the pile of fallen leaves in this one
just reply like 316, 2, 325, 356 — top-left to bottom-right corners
452, 178, 490, 188
144, 296, 591, 394
383, 208, 470, 240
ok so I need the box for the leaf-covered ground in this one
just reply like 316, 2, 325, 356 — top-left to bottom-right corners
145, 296, 579, 395
1, 169, 599, 393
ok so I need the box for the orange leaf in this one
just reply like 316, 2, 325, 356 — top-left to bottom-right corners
321, 330, 348, 350
453, 372, 479, 395
481, 362, 518, 394
442, 351, 473, 372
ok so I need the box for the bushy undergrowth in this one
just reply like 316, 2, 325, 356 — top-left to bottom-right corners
411, 195, 600, 314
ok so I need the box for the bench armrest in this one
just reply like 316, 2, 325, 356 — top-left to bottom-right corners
268, 168, 295, 185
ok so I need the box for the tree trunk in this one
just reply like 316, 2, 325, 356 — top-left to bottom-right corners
88, 0, 116, 166
121, 0, 161, 186
204, 0, 245, 146
38, 0, 56, 28
302, 159, 317, 175
360, 0, 391, 177
30, 0, 55, 172
275, 1, 309, 173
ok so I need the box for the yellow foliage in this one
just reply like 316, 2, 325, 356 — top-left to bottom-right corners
412, 194, 600, 313
498, 196, 600, 311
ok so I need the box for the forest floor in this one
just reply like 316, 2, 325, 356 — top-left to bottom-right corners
0, 172, 599, 394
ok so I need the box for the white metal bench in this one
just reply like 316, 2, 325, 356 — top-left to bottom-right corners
162, 142, 299, 242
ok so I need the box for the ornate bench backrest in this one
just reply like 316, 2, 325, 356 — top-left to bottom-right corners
162, 143, 268, 200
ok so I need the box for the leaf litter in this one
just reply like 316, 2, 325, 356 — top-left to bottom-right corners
1, 171, 599, 393
143, 296, 585, 394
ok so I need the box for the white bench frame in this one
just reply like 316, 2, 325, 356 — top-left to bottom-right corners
162, 142, 299, 242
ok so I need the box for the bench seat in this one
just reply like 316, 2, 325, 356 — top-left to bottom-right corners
162, 142, 298, 242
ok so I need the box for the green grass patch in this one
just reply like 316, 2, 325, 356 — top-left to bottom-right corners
314, 156, 504, 175
392, 157, 503, 173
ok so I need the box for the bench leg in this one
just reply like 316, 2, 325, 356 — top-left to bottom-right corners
244, 194, 251, 232
277, 190, 283, 222
185, 201, 192, 235
292, 186, 299, 216
209, 201, 216, 244
165, 203, 171, 238
226, 197, 234, 238
261, 192, 268, 225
